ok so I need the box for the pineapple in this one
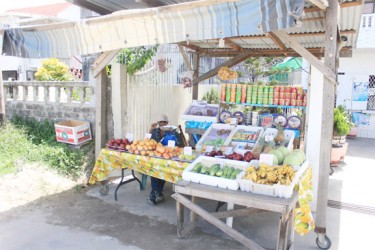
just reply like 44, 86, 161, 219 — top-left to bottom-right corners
274, 125, 285, 145
252, 137, 265, 159
263, 140, 275, 154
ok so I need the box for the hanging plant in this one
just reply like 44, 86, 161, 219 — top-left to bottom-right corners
116, 45, 158, 76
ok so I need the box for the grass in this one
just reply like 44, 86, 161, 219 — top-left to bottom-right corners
0, 116, 90, 179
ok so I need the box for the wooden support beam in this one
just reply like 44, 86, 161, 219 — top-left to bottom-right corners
93, 49, 120, 77
308, 0, 328, 11
271, 30, 336, 84
0, 66, 5, 125
178, 45, 193, 71
303, 16, 325, 22
268, 32, 287, 55
315, 0, 338, 235
180, 42, 200, 52
192, 53, 200, 100
304, 0, 361, 13
172, 193, 265, 250
196, 50, 254, 83
95, 68, 107, 159
224, 38, 243, 51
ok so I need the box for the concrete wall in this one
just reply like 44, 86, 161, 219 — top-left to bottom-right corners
338, 48, 375, 139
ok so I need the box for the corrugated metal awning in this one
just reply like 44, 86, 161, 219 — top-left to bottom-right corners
2, 0, 304, 58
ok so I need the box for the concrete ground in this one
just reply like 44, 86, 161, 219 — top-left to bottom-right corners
0, 138, 374, 250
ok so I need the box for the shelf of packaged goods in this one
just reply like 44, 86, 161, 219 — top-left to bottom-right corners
220, 102, 306, 109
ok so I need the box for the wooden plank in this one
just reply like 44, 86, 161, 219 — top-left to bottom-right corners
304, 0, 361, 12
172, 193, 265, 250
226, 202, 234, 227
224, 38, 243, 51
176, 198, 184, 238
192, 53, 200, 100
271, 30, 336, 84
174, 181, 298, 214
196, 50, 254, 83
308, 0, 328, 10
315, 0, 339, 233
179, 42, 200, 52
212, 207, 262, 219
93, 50, 120, 77
95, 69, 107, 159
268, 32, 287, 54
276, 214, 288, 250
190, 196, 197, 223
178, 45, 193, 71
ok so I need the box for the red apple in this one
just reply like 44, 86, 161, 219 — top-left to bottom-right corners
115, 139, 122, 144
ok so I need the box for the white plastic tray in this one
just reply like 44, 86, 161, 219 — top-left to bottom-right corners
181, 103, 219, 122
237, 159, 309, 198
182, 156, 250, 190
196, 123, 234, 151
262, 128, 295, 151
224, 125, 264, 151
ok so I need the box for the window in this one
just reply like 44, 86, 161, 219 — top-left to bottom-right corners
368, 75, 375, 110
363, 2, 375, 14
26, 70, 37, 81
2, 70, 18, 81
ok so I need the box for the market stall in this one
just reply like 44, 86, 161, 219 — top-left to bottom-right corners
1, 0, 365, 249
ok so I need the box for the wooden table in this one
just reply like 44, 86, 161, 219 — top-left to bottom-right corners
172, 180, 298, 250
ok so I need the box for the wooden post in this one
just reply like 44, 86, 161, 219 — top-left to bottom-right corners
95, 69, 107, 159
315, 0, 338, 234
192, 53, 200, 100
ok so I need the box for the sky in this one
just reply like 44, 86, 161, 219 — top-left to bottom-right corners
0, 0, 66, 14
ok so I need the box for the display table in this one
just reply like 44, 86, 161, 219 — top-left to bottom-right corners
89, 149, 191, 198
172, 180, 298, 250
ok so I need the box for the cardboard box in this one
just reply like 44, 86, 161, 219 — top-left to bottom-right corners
55, 120, 92, 145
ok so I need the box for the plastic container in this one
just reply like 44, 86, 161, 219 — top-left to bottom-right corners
237, 159, 309, 198
262, 127, 295, 151
195, 123, 234, 151
224, 125, 264, 151
181, 102, 219, 122
182, 156, 250, 190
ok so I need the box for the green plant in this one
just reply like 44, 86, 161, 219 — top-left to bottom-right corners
333, 105, 351, 136
0, 116, 87, 179
202, 88, 219, 104
116, 45, 158, 76
34, 58, 73, 81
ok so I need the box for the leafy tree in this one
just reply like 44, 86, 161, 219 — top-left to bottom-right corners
35, 58, 73, 81
116, 46, 158, 76
239, 57, 290, 83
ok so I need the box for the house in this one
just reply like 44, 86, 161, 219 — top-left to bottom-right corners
336, 0, 375, 138
0, 2, 94, 81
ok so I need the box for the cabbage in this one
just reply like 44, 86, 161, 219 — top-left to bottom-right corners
277, 146, 290, 158
270, 149, 284, 165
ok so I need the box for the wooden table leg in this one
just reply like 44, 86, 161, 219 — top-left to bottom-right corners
277, 213, 288, 250
286, 208, 295, 249
190, 196, 197, 223
176, 198, 184, 239
226, 202, 234, 228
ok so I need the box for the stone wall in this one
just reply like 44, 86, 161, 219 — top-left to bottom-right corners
4, 81, 96, 134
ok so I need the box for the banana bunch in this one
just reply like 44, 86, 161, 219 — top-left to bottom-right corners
218, 67, 238, 80
243, 163, 296, 186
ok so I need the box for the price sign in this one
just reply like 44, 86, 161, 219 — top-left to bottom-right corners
144, 133, 152, 139
126, 133, 134, 142
206, 146, 214, 153
230, 118, 237, 125
259, 154, 275, 166
225, 147, 233, 155
184, 146, 193, 155
167, 140, 176, 147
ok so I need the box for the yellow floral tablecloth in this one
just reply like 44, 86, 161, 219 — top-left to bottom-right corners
295, 167, 315, 236
89, 149, 190, 185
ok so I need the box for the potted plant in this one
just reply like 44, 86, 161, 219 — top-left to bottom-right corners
331, 105, 351, 165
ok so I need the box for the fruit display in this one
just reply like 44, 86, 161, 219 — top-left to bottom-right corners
243, 163, 296, 185
197, 124, 233, 151
126, 138, 182, 159
178, 153, 198, 161
190, 162, 242, 180
226, 151, 254, 162
218, 66, 238, 80
106, 138, 133, 151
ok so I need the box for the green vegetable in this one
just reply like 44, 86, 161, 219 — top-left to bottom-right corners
215, 169, 224, 177
209, 164, 220, 176
192, 163, 203, 173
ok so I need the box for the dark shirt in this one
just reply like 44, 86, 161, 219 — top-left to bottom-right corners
150, 127, 183, 147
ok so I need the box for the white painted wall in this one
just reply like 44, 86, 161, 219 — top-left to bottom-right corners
338, 48, 375, 139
